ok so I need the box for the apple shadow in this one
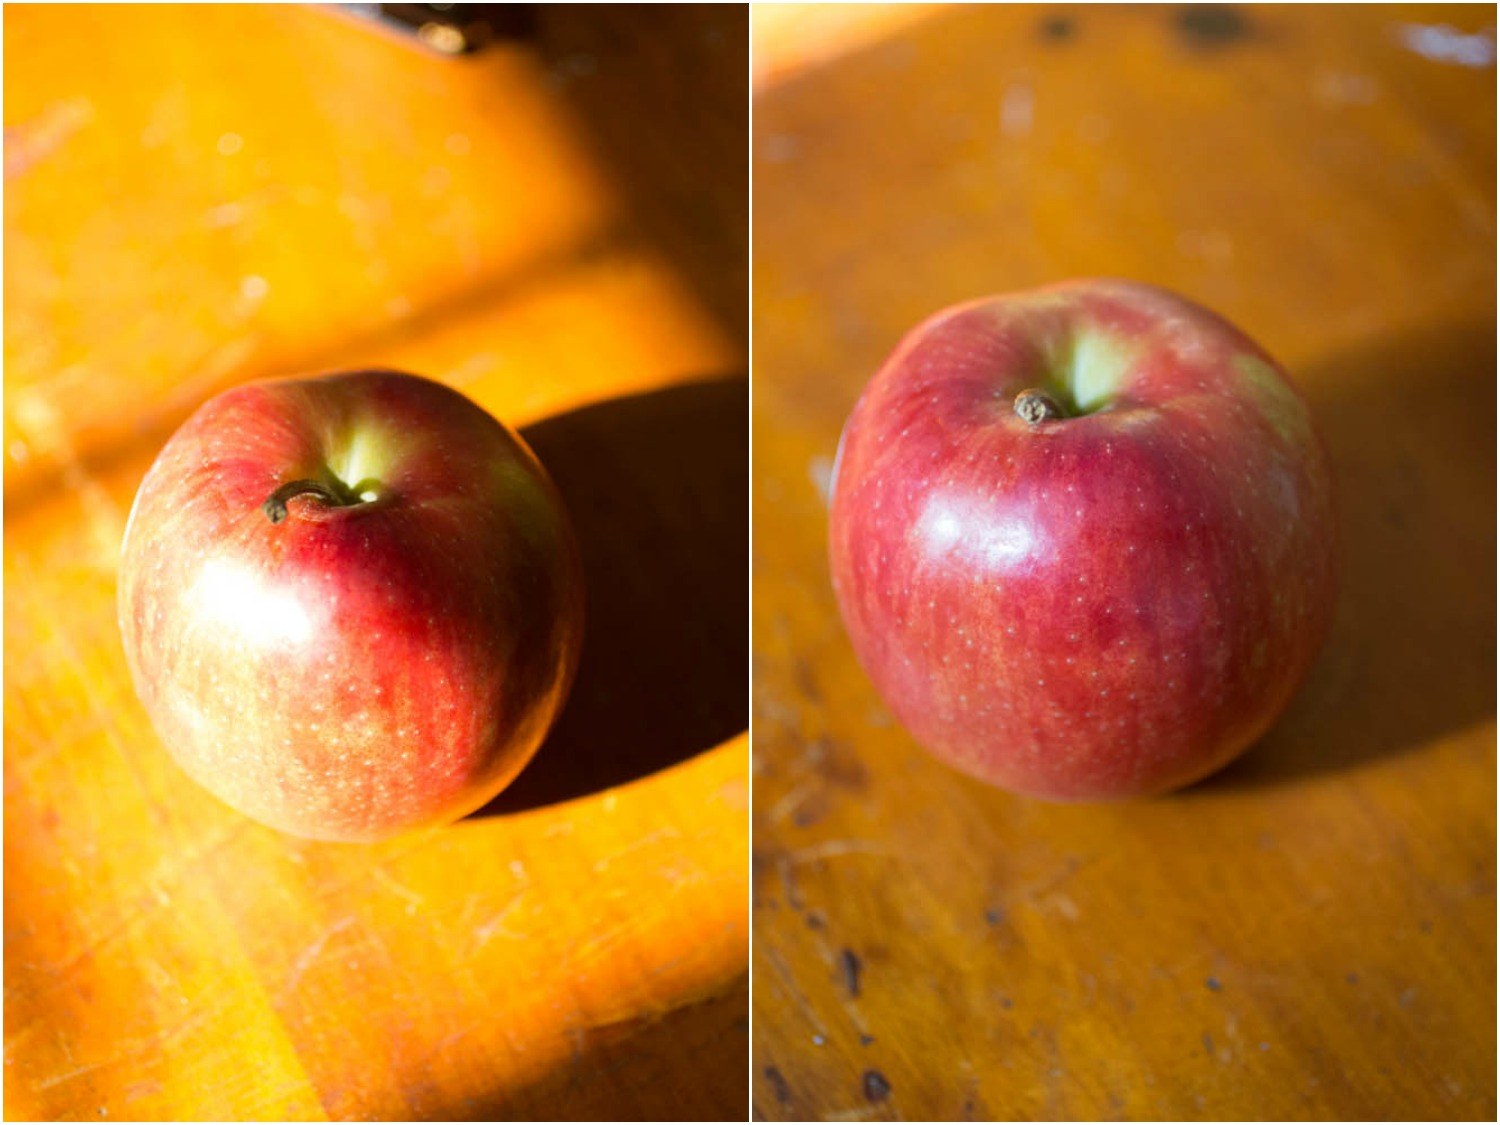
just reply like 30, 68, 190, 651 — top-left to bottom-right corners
472, 377, 748, 817
529, 6, 749, 351
435, 978, 748, 1121
1196, 318, 1496, 791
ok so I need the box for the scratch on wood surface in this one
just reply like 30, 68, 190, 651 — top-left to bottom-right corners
10, 386, 126, 564
1398, 113, 1497, 237
136, 951, 178, 998
124, 1080, 164, 1104
767, 779, 819, 825
1049, 893, 1081, 921
591, 828, 682, 873
1011, 854, 1093, 906
28, 854, 210, 989
5, 97, 94, 177
644, 952, 687, 982
760, 945, 832, 1040
456, 891, 482, 932
474, 890, 531, 948
5, 707, 76, 770
4, 1021, 42, 1059
411, 1026, 472, 1071
783, 840, 895, 865
10, 823, 262, 984
372, 866, 426, 914
305, 833, 434, 904
30, 1008, 214, 1097
772, 875, 876, 1040
282, 916, 357, 997
145, 819, 253, 892
35, 1059, 111, 1092
824, 1108, 882, 1122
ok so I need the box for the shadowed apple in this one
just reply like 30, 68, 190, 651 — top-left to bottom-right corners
475, 377, 749, 815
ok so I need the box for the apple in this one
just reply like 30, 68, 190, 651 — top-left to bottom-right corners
828, 280, 1335, 800
118, 370, 585, 840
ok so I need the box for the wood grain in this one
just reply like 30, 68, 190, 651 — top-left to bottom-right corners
751, 4, 1495, 1120
5, 5, 748, 1121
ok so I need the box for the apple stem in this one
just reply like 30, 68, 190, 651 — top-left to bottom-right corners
262, 479, 358, 524
1014, 388, 1066, 425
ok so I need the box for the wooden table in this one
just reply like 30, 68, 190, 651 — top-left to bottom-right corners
5, 6, 747, 1120
751, 5, 1495, 1120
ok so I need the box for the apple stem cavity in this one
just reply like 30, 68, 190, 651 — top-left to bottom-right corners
1014, 388, 1067, 426
263, 478, 363, 524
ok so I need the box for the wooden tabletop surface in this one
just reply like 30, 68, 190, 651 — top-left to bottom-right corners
5, 6, 747, 1121
751, 4, 1495, 1121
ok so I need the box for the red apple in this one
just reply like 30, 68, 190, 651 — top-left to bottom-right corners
118, 370, 585, 840
828, 280, 1335, 800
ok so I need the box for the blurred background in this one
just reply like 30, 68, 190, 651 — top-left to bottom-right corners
6, 5, 747, 1120
751, 4, 1495, 1121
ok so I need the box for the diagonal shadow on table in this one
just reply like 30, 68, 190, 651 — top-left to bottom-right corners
450, 977, 748, 1122
473, 377, 748, 817
530, 5, 749, 352
1198, 318, 1497, 791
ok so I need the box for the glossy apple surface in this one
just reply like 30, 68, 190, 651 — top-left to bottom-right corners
829, 280, 1336, 799
119, 370, 584, 840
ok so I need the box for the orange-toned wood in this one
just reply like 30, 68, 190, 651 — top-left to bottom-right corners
4, 5, 748, 1121
750, 5, 949, 92
751, 5, 1495, 1120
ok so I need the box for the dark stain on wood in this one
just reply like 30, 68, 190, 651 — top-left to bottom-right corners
807, 736, 870, 792
792, 656, 821, 703
771, 850, 806, 913
862, 1069, 892, 1103
1039, 14, 1074, 42
1175, 5, 1248, 48
763, 1066, 791, 1105
840, 948, 863, 998
791, 791, 830, 828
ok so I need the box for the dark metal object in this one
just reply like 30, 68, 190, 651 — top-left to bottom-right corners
345, 4, 536, 55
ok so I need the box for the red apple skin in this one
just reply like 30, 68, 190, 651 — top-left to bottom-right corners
118, 370, 584, 841
828, 280, 1336, 800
